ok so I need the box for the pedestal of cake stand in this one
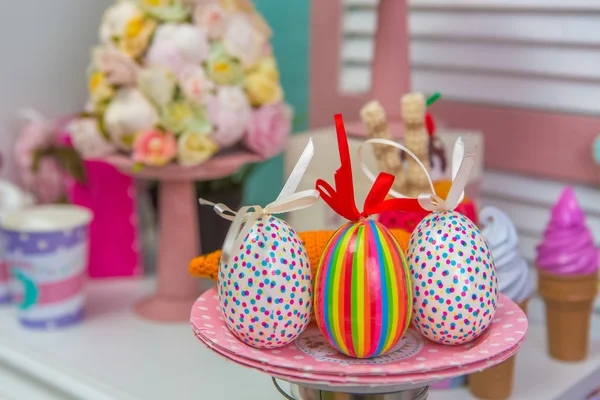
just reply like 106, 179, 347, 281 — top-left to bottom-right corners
104, 152, 262, 322
280, 380, 429, 400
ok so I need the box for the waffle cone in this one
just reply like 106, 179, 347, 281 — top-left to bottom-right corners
468, 297, 529, 399
517, 298, 529, 315
469, 355, 516, 400
537, 269, 598, 361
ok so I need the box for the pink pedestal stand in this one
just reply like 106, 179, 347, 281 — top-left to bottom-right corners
105, 152, 262, 322
191, 290, 528, 399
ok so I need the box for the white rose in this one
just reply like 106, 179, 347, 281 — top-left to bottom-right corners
152, 23, 209, 65
216, 86, 250, 115
138, 67, 177, 107
179, 66, 213, 106
103, 88, 159, 150
99, 1, 140, 43
223, 13, 264, 68
68, 118, 117, 159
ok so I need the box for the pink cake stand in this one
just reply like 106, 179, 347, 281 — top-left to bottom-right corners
190, 289, 528, 399
105, 151, 262, 322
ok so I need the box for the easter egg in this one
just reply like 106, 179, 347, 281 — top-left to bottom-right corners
314, 219, 412, 358
218, 215, 312, 349
407, 211, 498, 345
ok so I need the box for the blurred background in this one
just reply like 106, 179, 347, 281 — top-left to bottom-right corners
1, 1, 600, 400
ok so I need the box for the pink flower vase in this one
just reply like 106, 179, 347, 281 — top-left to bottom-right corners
58, 128, 141, 278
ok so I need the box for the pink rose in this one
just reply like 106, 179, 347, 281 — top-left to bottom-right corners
206, 87, 251, 147
94, 46, 140, 86
132, 130, 177, 166
14, 119, 54, 170
243, 103, 291, 159
145, 41, 187, 76
179, 65, 213, 106
194, 3, 228, 39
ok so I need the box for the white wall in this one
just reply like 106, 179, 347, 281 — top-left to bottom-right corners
0, 0, 113, 179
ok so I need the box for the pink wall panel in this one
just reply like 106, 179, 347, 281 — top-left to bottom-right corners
309, 0, 411, 128
435, 101, 600, 184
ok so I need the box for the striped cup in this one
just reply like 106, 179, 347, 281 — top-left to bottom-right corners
2, 205, 92, 329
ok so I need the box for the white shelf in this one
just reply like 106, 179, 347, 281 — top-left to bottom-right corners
0, 278, 599, 400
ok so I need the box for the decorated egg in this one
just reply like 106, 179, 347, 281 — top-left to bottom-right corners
407, 211, 498, 345
218, 215, 312, 349
314, 219, 412, 358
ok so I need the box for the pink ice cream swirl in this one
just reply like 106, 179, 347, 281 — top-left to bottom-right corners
536, 187, 599, 275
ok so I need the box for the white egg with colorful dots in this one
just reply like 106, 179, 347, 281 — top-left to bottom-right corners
218, 215, 312, 349
406, 211, 498, 345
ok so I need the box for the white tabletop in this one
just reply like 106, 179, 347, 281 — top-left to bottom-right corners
0, 278, 282, 400
0, 278, 599, 400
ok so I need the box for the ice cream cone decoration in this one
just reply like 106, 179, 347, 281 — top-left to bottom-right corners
469, 206, 533, 400
189, 228, 411, 282
536, 187, 599, 361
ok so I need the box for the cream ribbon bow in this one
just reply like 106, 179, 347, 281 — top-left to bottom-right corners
358, 137, 476, 212
200, 139, 319, 265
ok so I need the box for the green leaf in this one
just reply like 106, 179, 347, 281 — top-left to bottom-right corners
31, 148, 49, 173
51, 146, 87, 184
132, 162, 145, 174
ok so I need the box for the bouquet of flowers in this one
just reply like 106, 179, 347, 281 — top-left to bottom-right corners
70, 0, 291, 167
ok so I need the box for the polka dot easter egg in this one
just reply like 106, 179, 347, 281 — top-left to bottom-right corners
407, 211, 498, 345
218, 215, 312, 349
314, 219, 412, 359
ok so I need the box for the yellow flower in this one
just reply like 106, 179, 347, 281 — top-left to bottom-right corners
219, 0, 254, 13
141, 0, 165, 6
206, 44, 244, 85
88, 71, 114, 111
88, 71, 105, 93
249, 56, 279, 81
120, 15, 157, 58
177, 132, 219, 166
139, 0, 189, 22
244, 70, 283, 106
161, 101, 211, 135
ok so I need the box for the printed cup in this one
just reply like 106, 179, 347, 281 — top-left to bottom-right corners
0, 181, 34, 305
2, 205, 92, 329
0, 255, 9, 304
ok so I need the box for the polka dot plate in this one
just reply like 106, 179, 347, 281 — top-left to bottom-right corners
196, 330, 524, 386
190, 288, 527, 377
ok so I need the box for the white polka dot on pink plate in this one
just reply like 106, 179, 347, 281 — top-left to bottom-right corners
191, 290, 527, 377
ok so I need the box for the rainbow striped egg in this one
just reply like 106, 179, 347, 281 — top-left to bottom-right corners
314, 220, 412, 359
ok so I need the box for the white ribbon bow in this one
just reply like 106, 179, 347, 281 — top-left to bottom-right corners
358, 137, 476, 212
200, 139, 319, 265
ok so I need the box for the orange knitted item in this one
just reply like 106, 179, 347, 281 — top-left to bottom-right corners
189, 228, 411, 281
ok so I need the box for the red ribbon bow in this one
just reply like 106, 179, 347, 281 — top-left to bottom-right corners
315, 114, 424, 221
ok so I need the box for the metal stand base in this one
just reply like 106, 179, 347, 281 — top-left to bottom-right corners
273, 379, 429, 400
